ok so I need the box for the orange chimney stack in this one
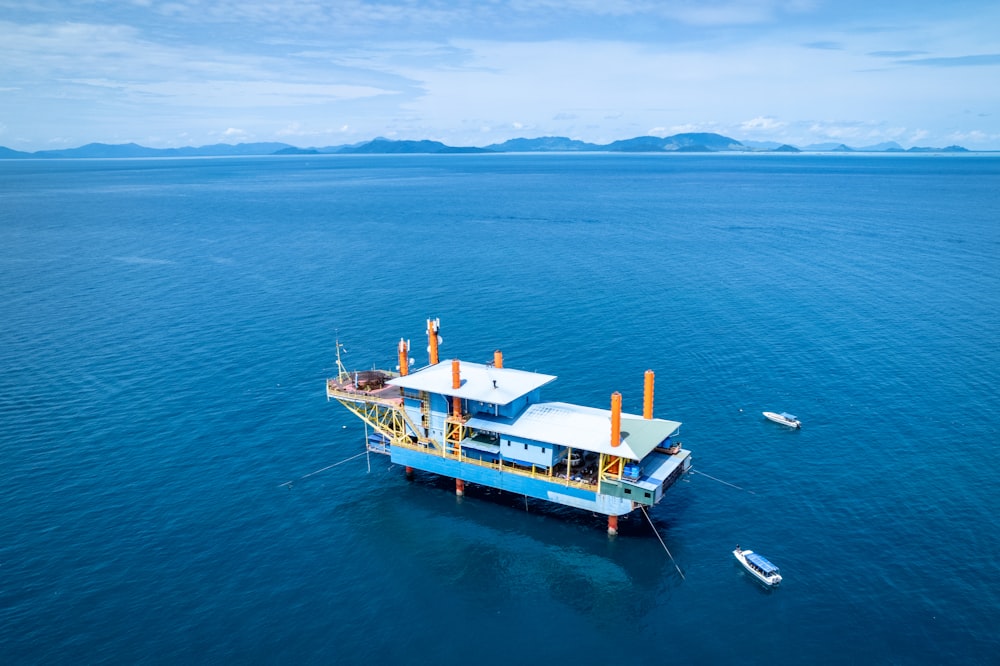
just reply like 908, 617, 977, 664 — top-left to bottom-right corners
398, 338, 410, 376
611, 391, 622, 448
427, 318, 440, 365
643, 370, 654, 419
494, 350, 504, 368
452, 359, 462, 417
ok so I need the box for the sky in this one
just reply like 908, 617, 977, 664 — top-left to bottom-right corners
2, 0, 1000, 151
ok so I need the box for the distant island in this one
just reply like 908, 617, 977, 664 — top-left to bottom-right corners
0, 133, 975, 159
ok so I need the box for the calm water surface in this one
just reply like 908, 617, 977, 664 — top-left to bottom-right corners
1, 153, 998, 664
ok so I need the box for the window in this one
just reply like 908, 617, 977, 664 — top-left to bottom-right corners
524, 443, 528, 450
624, 488, 632, 495
644, 492, 651, 499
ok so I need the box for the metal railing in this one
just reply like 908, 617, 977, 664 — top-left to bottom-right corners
388, 436, 598, 490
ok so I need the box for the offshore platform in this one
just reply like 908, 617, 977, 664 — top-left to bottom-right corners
326, 319, 692, 535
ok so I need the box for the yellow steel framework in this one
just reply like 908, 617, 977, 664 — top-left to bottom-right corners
327, 383, 439, 453
599, 453, 625, 482
327, 377, 600, 492
419, 391, 430, 438
444, 409, 465, 456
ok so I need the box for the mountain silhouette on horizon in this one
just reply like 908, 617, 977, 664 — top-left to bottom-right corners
0, 133, 975, 158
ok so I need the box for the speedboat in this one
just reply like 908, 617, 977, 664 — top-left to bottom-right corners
734, 546, 782, 586
763, 411, 801, 428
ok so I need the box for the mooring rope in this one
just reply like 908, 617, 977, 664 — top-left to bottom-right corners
641, 505, 685, 580
689, 468, 756, 494
278, 450, 369, 489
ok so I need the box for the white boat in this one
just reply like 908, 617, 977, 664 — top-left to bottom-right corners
763, 411, 801, 428
734, 546, 782, 586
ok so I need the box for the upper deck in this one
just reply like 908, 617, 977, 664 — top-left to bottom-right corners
326, 370, 402, 405
388, 358, 556, 405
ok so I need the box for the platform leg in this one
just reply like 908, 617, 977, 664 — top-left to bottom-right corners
456, 479, 465, 496
405, 466, 414, 477
607, 515, 618, 536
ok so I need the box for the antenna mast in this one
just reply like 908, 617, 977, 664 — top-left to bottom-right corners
335, 338, 348, 382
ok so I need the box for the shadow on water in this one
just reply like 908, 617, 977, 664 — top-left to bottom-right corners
350, 465, 692, 615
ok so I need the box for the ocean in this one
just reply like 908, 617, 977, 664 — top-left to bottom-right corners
1, 153, 998, 664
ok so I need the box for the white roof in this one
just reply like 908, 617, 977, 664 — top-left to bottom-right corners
387, 359, 556, 405
465, 401, 681, 460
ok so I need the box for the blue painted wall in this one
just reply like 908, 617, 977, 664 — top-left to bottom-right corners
391, 447, 582, 499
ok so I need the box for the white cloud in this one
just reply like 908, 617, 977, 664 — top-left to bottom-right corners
739, 116, 787, 132
667, 2, 783, 26
511, 0, 821, 26
945, 129, 1000, 147
661, 123, 717, 134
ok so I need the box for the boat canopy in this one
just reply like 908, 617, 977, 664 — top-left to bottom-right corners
745, 552, 780, 574
779, 413, 798, 421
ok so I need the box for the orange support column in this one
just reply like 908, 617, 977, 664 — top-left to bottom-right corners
446, 359, 464, 457
456, 479, 465, 496
608, 515, 619, 536
405, 466, 414, 477
493, 350, 504, 368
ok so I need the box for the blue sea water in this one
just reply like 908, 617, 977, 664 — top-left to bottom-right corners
1, 153, 998, 664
